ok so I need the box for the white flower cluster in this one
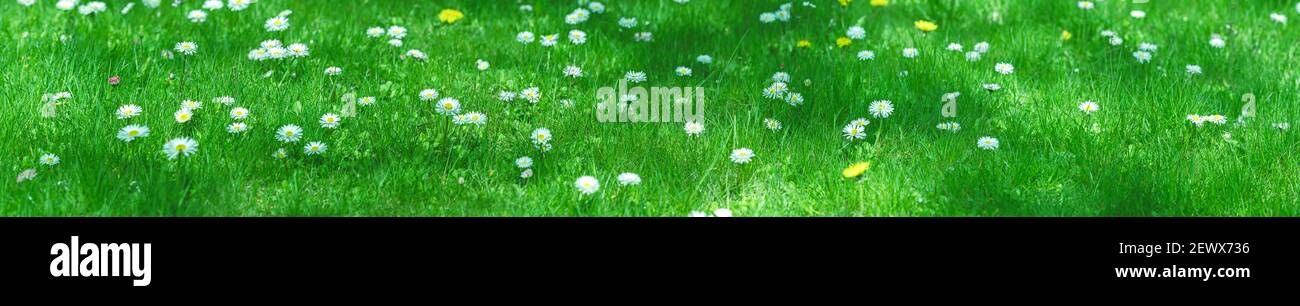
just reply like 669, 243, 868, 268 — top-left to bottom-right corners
762, 72, 803, 106
247, 39, 309, 61
759, 3, 793, 23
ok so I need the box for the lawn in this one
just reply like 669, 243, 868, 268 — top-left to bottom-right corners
3, 0, 1298, 216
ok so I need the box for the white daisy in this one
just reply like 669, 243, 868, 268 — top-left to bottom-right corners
1138, 42, 1158, 52
418, 89, 439, 101
117, 124, 150, 142
173, 108, 193, 123
187, 10, 207, 23
994, 63, 1015, 75
625, 71, 647, 83
846, 25, 866, 40
465, 112, 487, 126
1133, 51, 1152, 63
163, 137, 199, 160
983, 83, 1002, 91
435, 98, 461, 116
227, 122, 249, 134
39, 153, 60, 166
563, 65, 583, 78
684, 121, 705, 136
229, 107, 250, 120
324, 67, 342, 76
265, 16, 289, 31
617, 173, 642, 186
902, 48, 919, 58
568, 30, 587, 45
319, 113, 341, 129
387, 39, 403, 47
857, 50, 876, 60
303, 141, 327, 156
516, 31, 536, 44
973, 41, 990, 53
1130, 10, 1146, 19
358, 96, 376, 106
287, 43, 309, 57
869, 100, 894, 118
977, 137, 1000, 150
675, 66, 693, 76
366, 27, 386, 37
498, 91, 517, 102
116, 104, 142, 119
1209, 34, 1226, 48
520, 168, 533, 179
843, 123, 867, 140
530, 128, 552, 144
56, 0, 76, 10
387, 26, 407, 39
180, 99, 202, 110
515, 156, 533, 168
618, 17, 638, 28
174, 41, 198, 55
1078, 101, 1099, 114
759, 12, 776, 23
1109, 36, 1124, 46
965, 51, 981, 62
276, 124, 304, 143
946, 43, 964, 52
1077, 1, 1094, 10
851, 118, 870, 126
574, 176, 600, 195
520, 87, 541, 103
729, 148, 755, 164
213, 96, 235, 106
1185, 65, 1202, 75
476, 59, 490, 71
228, 0, 251, 11
697, 55, 713, 64
202, 0, 223, 10
785, 92, 804, 106
540, 34, 559, 47
713, 208, 733, 217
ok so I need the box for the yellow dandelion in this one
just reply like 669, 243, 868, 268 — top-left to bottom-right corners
438, 9, 465, 24
836, 37, 852, 47
1061, 30, 1073, 41
870, 0, 888, 7
914, 20, 938, 32
797, 40, 812, 48
839, 0, 852, 7
842, 162, 871, 178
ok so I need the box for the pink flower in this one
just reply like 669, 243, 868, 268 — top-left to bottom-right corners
108, 76, 121, 86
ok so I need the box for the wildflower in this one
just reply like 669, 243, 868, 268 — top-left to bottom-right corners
173, 108, 193, 123
531, 128, 552, 144
438, 9, 464, 24
675, 66, 692, 76
843, 123, 867, 140
163, 137, 199, 159
366, 27, 385, 37
847, 26, 866, 40
319, 113, 341, 128
625, 71, 647, 83
272, 148, 288, 159
435, 98, 461, 116
870, 0, 888, 6
574, 176, 600, 195
520, 87, 541, 103
1186, 65, 1203, 75
324, 67, 342, 76
1078, 101, 1099, 114
303, 141, 327, 155
836, 37, 852, 47
117, 125, 150, 142
697, 55, 713, 64
764, 118, 783, 130
797, 40, 812, 48
39, 153, 60, 166
857, 50, 876, 60
563, 65, 583, 78
966, 51, 981, 62
729, 148, 755, 164
936, 122, 961, 132
617, 173, 642, 186
516, 31, 535, 44
1061, 31, 1072, 41
1133, 51, 1152, 63
276, 124, 304, 143
540, 34, 559, 47
476, 59, 490, 71
230, 107, 250, 120
977, 137, 1000, 150
174, 41, 198, 55
994, 63, 1015, 75
418, 89, 439, 101
568, 30, 587, 45
1187, 114, 1206, 127
914, 20, 938, 32
515, 157, 533, 168
227, 122, 249, 134
188, 10, 207, 23
902, 48, 919, 58
265, 16, 289, 31
1209, 34, 1226, 48
116, 104, 143, 119
17, 169, 37, 183
842, 162, 871, 178
712, 208, 734, 217
387, 26, 408, 39
618, 17, 638, 28
684, 121, 705, 136
1130, 10, 1146, 19
869, 100, 894, 118
1077, 1, 1094, 10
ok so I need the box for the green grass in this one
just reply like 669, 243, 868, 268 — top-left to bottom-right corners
3, 0, 1298, 216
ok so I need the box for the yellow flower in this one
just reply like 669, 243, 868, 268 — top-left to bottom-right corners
1061, 30, 1072, 41
836, 37, 852, 47
797, 40, 812, 48
842, 162, 871, 178
438, 9, 465, 24
839, 0, 852, 7
870, 0, 888, 7
914, 20, 938, 32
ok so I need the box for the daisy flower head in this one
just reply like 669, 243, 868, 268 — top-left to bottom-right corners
276, 124, 303, 143
568, 30, 587, 45
163, 137, 199, 160
272, 148, 288, 159
946, 43, 964, 52
1207, 114, 1228, 125
697, 55, 713, 64
634, 32, 653, 42
1077, 1, 1094, 10
515, 156, 533, 168
18, 0, 35, 6
869, 100, 895, 118
1109, 36, 1124, 46
227, 122, 249, 134
1133, 51, 1152, 63
977, 136, 1000, 150
516, 31, 535, 44
116, 104, 143, 119
180, 100, 203, 110
563, 65, 583, 78
1185, 65, 1203, 75
1130, 10, 1146, 19
39, 153, 60, 166
476, 59, 490, 70
173, 108, 193, 123
248, 48, 269, 61
625, 71, 647, 83
772, 72, 791, 83
230, 107, 250, 120
617, 173, 642, 186
228, 0, 252, 11
418, 89, 439, 101
497, 91, 517, 102
265, 16, 289, 31
759, 12, 777, 23
618, 17, 639, 28
675, 66, 693, 77
589, 2, 606, 13
56, 0, 76, 10
851, 118, 871, 126
117, 124, 150, 142
213, 96, 235, 106
1078, 101, 1099, 114
847, 26, 867, 40
319, 113, 341, 128
435, 98, 461, 116
366, 27, 386, 37
358, 96, 376, 106
902, 48, 919, 58
530, 128, 552, 144
936, 122, 961, 132
774, 10, 791, 22
404, 49, 427, 60
574, 176, 600, 195
786, 92, 805, 106
764, 118, 783, 130
287, 43, 309, 57
1209, 34, 1226, 48
540, 34, 559, 47
77, 2, 106, 15
973, 41, 990, 53
464, 112, 487, 126
387, 39, 403, 47
994, 63, 1015, 75
684, 121, 705, 136
565, 8, 591, 24
520, 87, 541, 103
387, 26, 407, 39
1139, 42, 1158, 52
966, 51, 982, 62
174, 41, 198, 55
729, 148, 755, 164
204, 0, 225, 10
843, 122, 867, 140
324, 67, 342, 76
763, 82, 789, 99
188, 10, 208, 23
1187, 114, 1206, 127
857, 50, 876, 60
303, 141, 327, 156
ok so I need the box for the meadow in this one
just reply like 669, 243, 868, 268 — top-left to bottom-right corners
3, 0, 1298, 216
